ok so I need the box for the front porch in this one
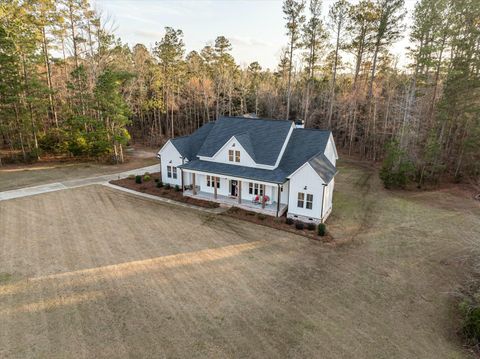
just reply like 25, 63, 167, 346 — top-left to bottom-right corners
184, 189, 288, 217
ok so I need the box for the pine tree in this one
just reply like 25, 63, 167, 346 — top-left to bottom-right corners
302, 0, 327, 126
283, 0, 306, 120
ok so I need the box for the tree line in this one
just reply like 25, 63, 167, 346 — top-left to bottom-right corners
0, 0, 479, 186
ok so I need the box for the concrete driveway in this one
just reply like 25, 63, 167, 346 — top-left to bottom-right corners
0, 164, 159, 201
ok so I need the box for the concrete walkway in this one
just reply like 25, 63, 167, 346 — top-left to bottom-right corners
0, 164, 159, 201
103, 183, 227, 214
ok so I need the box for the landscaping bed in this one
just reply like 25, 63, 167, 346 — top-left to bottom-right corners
223, 206, 333, 242
109, 172, 220, 209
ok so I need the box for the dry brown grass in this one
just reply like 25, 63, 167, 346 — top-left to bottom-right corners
0, 160, 479, 358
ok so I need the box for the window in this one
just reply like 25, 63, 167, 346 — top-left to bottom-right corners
306, 194, 313, 209
249, 183, 264, 196
297, 192, 304, 208
229, 149, 240, 162
207, 175, 220, 188
167, 166, 177, 179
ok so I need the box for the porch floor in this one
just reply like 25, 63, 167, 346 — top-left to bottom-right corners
183, 190, 288, 216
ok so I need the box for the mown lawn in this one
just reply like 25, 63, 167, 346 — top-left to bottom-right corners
0, 160, 478, 358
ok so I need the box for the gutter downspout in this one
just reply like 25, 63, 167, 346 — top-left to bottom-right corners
180, 156, 185, 190
320, 183, 327, 223
156, 153, 161, 179
276, 184, 281, 217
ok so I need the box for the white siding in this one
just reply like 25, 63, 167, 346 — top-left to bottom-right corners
287, 163, 324, 221
324, 135, 338, 166
195, 173, 230, 197
158, 141, 183, 186
280, 181, 289, 204
209, 137, 257, 167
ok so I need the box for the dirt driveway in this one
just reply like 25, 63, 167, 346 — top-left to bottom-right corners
0, 161, 479, 358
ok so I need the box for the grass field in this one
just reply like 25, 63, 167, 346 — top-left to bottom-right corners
0, 160, 479, 358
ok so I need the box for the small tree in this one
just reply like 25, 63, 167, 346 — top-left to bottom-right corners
380, 140, 414, 189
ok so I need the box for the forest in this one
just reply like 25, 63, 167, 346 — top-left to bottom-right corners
0, 0, 479, 187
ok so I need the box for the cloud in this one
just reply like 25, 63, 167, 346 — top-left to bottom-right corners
134, 29, 165, 40
229, 36, 272, 48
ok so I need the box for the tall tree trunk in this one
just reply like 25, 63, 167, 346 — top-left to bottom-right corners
41, 26, 58, 128
286, 32, 295, 120
327, 22, 341, 128
21, 54, 40, 160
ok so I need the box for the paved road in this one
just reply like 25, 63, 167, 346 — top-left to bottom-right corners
0, 164, 159, 201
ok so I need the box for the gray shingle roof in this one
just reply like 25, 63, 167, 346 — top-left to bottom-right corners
308, 153, 337, 183
278, 128, 337, 182
196, 116, 292, 166
234, 132, 256, 162
173, 117, 337, 184
170, 122, 214, 161
180, 159, 288, 183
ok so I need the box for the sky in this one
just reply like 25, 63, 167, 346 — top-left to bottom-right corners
93, 0, 417, 71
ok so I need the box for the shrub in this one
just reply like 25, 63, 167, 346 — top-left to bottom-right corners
285, 217, 294, 225
143, 174, 151, 181
154, 178, 159, 183
307, 223, 316, 231
144, 172, 150, 176
127, 174, 135, 180
460, 297, 480, 347
175, 185, 181, 192
156, 181, 163, 188
295, 222, 304, 230
317, 223, 326, 236
135, 175, 142, 184
164, 183, 171, 189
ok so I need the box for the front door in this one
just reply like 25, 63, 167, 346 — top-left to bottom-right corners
230, 180, 238, 197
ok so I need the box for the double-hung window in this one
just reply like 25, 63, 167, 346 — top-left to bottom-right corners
297, 192, 313, 209
297, 192, 305, 208
228, 149, 240, 162
207, 175, 220, 188
249, 183, 264, 196
306, 194, 313, 209
167, 166, 177, 179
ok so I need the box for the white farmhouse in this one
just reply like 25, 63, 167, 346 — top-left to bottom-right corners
157, 116, 338, 223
